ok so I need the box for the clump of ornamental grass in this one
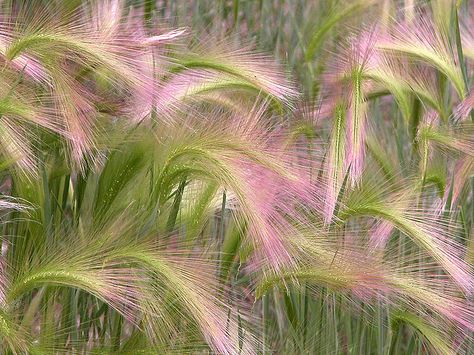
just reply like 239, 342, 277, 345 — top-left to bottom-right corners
0, 1, 474, 354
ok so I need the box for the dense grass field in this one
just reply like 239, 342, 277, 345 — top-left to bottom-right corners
0, 0, 474, 353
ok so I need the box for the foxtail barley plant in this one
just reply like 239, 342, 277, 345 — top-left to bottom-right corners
0, 0, 473, 354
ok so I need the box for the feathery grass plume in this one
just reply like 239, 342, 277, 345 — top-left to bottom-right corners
404, 66, 447, 120
0, 118, 37, 172
330, 30, 378, 186
417, 119, 474, 161
323, 102, 346, 223
166, 38, 298, 107
376, 16, 466, 99
366, 55, 447, 122
98, 214, 261, 354
153, 69, 285, 119
339, 174, 473, 294
0, 60, 60, 173
390, 310, 456, 355
108, 245, 254, 354
416, 111, 438, 181
388, 272, 474, 335
0, 36, 49, 84
257, 225, 474, 349
0, 308, 29, 353
129, 34, 298, 122
0, 0, 162, 168
256, 248, 390, 302
147, 107, 322, 271
430, 0, 453, 37
319, 30, 378, 221
265, 238, 458, 309
5, 243, 144, 321
362, 168, 409, 251
363, 54, 413, 123
2, 206, 259, 354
